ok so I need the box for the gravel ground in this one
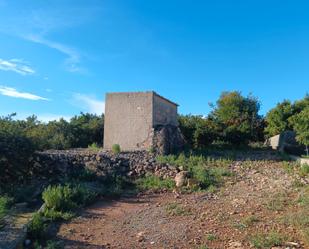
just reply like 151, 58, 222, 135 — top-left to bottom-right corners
55, 159, 308, 249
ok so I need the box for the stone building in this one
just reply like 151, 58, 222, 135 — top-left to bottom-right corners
103, 91, 185, 153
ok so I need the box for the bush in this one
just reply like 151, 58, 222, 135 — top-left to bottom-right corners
42, 184, 97, 213
27, 213, 47, 240
210, 91, 262, 145
112, 144, 121, 154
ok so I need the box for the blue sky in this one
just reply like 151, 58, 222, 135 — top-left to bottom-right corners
0, 0, 308, 121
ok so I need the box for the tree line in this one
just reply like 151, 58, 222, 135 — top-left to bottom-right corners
178, 91, 309, 151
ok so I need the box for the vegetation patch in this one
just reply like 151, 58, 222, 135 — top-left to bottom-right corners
87, 142, 101, 151
206, 233, 218, 241
249, 231, 286, 248
265, 192, 289, 211
234, 215, 259, 230
165, 203, 191, 216
157, 154, 233, 190
135, 175, 175, 191
42, 184, 97, 218
0, 195, 13, 229
282, 186, 309, 246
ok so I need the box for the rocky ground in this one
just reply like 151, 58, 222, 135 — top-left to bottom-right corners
53, 158, 309, 249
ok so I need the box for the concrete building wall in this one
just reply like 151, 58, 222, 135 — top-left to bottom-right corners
153, 93, 178, 127
104, 92, 153, 150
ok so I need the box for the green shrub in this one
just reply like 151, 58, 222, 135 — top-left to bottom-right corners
27, 213, 47, 240
42, 184, 97, 213
43, 209, 75, 221
135, 175, 175, 191
112, 144, 121, 154
206, 233, 218, 241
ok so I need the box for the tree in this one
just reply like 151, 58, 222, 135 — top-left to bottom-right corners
210, 91, 261, 144
265, 94, 309, 137
178, 115, 218, 148
289, 107, 309, 156
264, 100, 294, 137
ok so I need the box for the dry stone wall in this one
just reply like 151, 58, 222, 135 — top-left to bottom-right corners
30, 149, 178, 181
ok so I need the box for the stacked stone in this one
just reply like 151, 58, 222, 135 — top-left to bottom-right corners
30, 149, 178, 181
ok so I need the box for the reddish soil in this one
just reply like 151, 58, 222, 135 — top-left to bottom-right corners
55, 161, 307, 249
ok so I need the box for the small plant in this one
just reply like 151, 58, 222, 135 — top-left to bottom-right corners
206, 233, 218, 241
135, 175, 175, 191
165, 203, 191, 216
148, 146, 155, 154
112, 144, 121, 154
249, 231, 285, 248
88, 142, 100, 151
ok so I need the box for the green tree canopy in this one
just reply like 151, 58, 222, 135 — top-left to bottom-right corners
210, 91, 261, 144
265, 94, 309, 137
289, 107, 309, 155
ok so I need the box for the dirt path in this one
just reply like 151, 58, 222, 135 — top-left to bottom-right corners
56, 161, 306, 249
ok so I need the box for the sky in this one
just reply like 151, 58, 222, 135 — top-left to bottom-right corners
0, 0, 308, 121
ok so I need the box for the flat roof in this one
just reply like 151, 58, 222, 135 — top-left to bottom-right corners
106, 91, 178, 106
152, 91, 178, 106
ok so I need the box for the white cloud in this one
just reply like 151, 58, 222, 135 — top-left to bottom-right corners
0, 86, 49, 101
73, 93, 105, 115
24, 34, 83, 73
12, 113, 72, 123
36, 114, 72, 122
0, 58, 35, 75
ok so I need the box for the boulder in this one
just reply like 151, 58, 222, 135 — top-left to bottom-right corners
152, 125, 186, 155
266, 130, 305, 155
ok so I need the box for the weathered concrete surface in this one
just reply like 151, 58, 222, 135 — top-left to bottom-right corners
103, 91, 180, 152
290, 155, 309, 166
266, 131, 305, 155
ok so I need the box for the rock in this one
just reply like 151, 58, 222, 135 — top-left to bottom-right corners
152, 125, 186, 155
136, 231, 145, 242
175, 171, 188, 188
228, 241, 243, 249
